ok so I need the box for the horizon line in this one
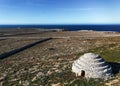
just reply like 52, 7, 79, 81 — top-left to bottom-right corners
1, 24, 120, 25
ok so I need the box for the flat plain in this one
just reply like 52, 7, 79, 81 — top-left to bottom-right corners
0, 29, 120, 86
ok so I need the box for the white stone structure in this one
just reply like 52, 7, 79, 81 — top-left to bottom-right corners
72, 53, 113, 80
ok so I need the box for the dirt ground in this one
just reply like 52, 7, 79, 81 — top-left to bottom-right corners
0, 29, 120, 86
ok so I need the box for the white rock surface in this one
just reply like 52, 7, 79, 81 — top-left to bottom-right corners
72, 53, 113, 80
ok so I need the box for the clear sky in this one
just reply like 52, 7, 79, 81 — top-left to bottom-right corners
0, 0, 120, 24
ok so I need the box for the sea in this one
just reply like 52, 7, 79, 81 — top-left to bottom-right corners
0, 25, 120, 32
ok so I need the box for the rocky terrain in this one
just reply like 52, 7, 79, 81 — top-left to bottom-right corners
0, 38, 40, 54
0, 29, 120, 86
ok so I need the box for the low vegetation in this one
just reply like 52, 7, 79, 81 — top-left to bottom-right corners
0, 36, 120, 86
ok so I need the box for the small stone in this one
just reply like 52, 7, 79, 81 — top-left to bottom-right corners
36, 72, 44, 77
32, 77, 37, 82
22, 80, 30, 86
47, 70, 53, 75
0, 74, 6, 81
55, 70, 61, 73
0, 81, 3, 86
19, 80, 22, 84
51, 83, 61, 86
54, 64, 59, 68
10, 78, 18, 82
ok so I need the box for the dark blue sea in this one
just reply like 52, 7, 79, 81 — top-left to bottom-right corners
0, 25, 120, 32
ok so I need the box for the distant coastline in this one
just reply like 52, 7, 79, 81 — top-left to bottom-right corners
0, 25, 120, 32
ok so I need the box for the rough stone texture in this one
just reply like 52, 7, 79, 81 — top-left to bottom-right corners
72, 53, 113, 80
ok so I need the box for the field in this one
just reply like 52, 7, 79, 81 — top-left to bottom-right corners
0, 29, 120, 86
0, 38, 41, 54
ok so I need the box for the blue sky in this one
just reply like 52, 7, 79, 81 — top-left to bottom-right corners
0, 0, 120, 24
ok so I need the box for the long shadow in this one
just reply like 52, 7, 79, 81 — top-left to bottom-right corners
108, 62, 120, 74
0, 38, 52, 59
0, 39, 6, 41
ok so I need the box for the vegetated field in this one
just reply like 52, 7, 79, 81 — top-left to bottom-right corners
0, 30, 120, 86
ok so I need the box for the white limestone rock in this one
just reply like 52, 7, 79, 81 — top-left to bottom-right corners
72, 53, 113, 80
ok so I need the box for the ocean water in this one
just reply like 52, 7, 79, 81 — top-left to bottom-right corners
0, 25, 120, 32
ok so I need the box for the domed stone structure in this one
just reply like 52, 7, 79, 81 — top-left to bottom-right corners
72, 53, 113, 80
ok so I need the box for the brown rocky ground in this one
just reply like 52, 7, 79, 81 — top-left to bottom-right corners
0, 29, 120, 86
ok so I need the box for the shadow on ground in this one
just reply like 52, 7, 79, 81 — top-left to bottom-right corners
108, 62, 120, 74
0, 38, 52, 59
